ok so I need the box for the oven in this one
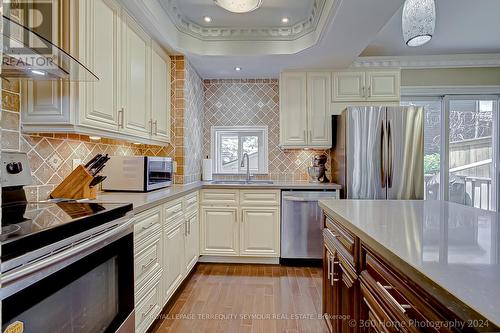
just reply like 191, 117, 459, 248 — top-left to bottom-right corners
102, 156, 173, 192
1, 215, 135, 333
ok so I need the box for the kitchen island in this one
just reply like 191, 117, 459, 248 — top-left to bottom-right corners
318, 199, 500, 332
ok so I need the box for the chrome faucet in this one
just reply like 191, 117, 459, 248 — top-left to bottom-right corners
241, 153, 251, 182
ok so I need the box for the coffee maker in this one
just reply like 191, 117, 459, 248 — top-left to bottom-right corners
307, 154, 330, 183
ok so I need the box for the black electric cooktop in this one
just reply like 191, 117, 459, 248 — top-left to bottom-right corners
1, 201, 133, 262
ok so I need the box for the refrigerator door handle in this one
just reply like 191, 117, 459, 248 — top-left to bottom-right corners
388, 120, 393, 188
380, 121, 386, 188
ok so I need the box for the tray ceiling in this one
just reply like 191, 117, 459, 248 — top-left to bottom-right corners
160, 0, 325, 41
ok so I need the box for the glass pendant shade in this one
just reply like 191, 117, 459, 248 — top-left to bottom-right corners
214, 0, 263, 13
402, 0, 436, 47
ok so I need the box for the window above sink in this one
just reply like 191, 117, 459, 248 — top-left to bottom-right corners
211, 126, 269, 175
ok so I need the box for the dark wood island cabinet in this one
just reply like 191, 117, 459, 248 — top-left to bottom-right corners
320, 200, 500, 333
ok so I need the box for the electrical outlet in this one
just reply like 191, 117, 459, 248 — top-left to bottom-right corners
172, 161, 177, 173
72, 159, 82, 169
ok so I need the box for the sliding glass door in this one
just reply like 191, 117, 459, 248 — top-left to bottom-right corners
402, 94, 500, 211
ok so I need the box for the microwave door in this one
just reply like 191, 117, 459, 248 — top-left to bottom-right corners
147, 159, 172, 190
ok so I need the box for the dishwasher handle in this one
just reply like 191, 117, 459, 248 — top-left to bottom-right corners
283, 195, 333, 202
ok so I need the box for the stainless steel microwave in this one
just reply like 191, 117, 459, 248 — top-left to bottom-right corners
102, 156, 173, 192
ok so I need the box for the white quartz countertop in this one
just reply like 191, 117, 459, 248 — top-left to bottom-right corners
318, 199, 500, 326
96, 181, 340, 213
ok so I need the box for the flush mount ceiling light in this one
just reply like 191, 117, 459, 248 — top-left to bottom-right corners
214, 0, 262, 13
281, 17, 289, 24
203, 16, 212, 23
234, 67, 242, 71
402, 0, 436, 47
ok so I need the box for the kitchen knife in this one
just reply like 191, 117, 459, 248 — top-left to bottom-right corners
89, 154, 108, 173
84, 154, 102, 169
92, 163, 107, 176
89, 176, 107, 188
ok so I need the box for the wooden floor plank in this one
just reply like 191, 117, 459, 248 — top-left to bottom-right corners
151, 263, 328, 333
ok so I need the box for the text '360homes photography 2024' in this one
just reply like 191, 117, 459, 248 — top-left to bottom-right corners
1, 0, 500, 332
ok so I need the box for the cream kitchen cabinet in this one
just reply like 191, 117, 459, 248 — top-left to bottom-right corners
332, 70, 400, 102
21, 0, 171, 145
280, 72, 332, 149
151, 42, 172, 143
184, 192, 200, 274
200, 206, 239, 256
200, 189, 280, 259
163, 218, 185, 302
121, 12, 152, 138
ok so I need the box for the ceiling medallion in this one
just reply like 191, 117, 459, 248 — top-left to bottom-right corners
402, 0, 436, 47
214, 0, 263, 13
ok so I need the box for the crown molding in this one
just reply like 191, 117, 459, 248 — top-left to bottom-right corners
161, 0, 326, 41
352, 54, 500, 69
401, 85, 500, 96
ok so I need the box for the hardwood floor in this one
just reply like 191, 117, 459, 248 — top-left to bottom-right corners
150, 263, 328, 333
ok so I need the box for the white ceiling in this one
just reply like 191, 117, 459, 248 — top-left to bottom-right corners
362, 0, 500, 57
176, 0, 314, 27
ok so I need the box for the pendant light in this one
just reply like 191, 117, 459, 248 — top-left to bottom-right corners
214, 0, 262, 13
402, 0, 436, 47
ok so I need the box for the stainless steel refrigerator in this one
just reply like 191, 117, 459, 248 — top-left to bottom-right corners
332, 106, 424, 200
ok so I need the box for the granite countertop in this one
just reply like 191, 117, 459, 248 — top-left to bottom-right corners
96, 181, 340, 213
318, 199, 500, 326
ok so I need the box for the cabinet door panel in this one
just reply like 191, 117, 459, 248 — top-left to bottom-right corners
333, 72, 366, 102
184, 212, 199, 273
151, 46, 171, 142
366, 71, 400, 101
307, 72, 332, 147
280, 72, 308, 147
200, 207, 239, 256
163, 221, 185, 302
123, 14, 151, 136
79, 0, 121, 130
240, 208, 279, 257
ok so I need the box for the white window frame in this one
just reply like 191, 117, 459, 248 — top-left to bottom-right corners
210, 126, 269, 175
401, 86, 500, 211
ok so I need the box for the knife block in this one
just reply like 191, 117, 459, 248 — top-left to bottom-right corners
50, 165, 97, 200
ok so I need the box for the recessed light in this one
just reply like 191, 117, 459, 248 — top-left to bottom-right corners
281, 17, 289, 24
235, 67, 241, 71
89, 136, 102, 141
31, 69, 46, 76
133, 142, 141, 145
203, 16, 212, 23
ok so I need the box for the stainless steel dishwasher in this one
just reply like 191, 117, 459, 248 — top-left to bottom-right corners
281, 191, 338, 260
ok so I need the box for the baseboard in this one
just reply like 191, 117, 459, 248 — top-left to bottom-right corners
279, 258, 323, 267
198, 255, 280, 265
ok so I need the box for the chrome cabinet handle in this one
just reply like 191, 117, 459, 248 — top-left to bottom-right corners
380, 121, 386, 188
368, 86, 371, 97
118, 108, 124, 128
362, 86, 366, 98
387, 120, 393, 189
149, 120, 153, 135
376, 281, 411, 313
331, 258, 339, 285
141, 258, 155, 270
154, 120, 158, 135
327, 253, 332, 281
142, 221, 154, 231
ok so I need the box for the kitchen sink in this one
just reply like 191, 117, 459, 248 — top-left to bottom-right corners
210, 180, 274, 185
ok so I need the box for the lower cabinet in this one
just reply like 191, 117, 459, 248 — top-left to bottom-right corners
133, 191, 199, 333
200, 206, 239, 256
163, 218, 185, 302
200, 189, 280, 259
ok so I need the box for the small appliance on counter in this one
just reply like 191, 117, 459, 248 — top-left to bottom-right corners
1, 152, 135, 333
307, 154, 330, 183
102, 156, 173, 192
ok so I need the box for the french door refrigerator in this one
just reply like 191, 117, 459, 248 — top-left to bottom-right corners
332, 106, 424, 200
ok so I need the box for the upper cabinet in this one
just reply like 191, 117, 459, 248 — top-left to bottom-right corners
151, 43, 172, 143
21, 0, 172, 145
332, 69, 400, 102
280, 72, 332, 149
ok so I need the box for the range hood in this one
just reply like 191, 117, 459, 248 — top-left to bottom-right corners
2, 15, 99, 81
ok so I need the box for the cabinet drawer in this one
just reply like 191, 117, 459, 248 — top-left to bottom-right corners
361, 249, 449, 332
201, 189, 239, 206
134, 234, 162, 290
325, 217, 357, 269
360, 280, 395, 333
164, 199, 183, 224
134, 207, 162, 243
135, 272, 162, 333
184, 191, 199, 214
240, 190, 280, 206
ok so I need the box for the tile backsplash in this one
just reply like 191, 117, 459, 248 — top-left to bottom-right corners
203, 79, 331, 181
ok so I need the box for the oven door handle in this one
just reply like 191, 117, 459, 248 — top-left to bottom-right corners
1, 217, 135, 300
